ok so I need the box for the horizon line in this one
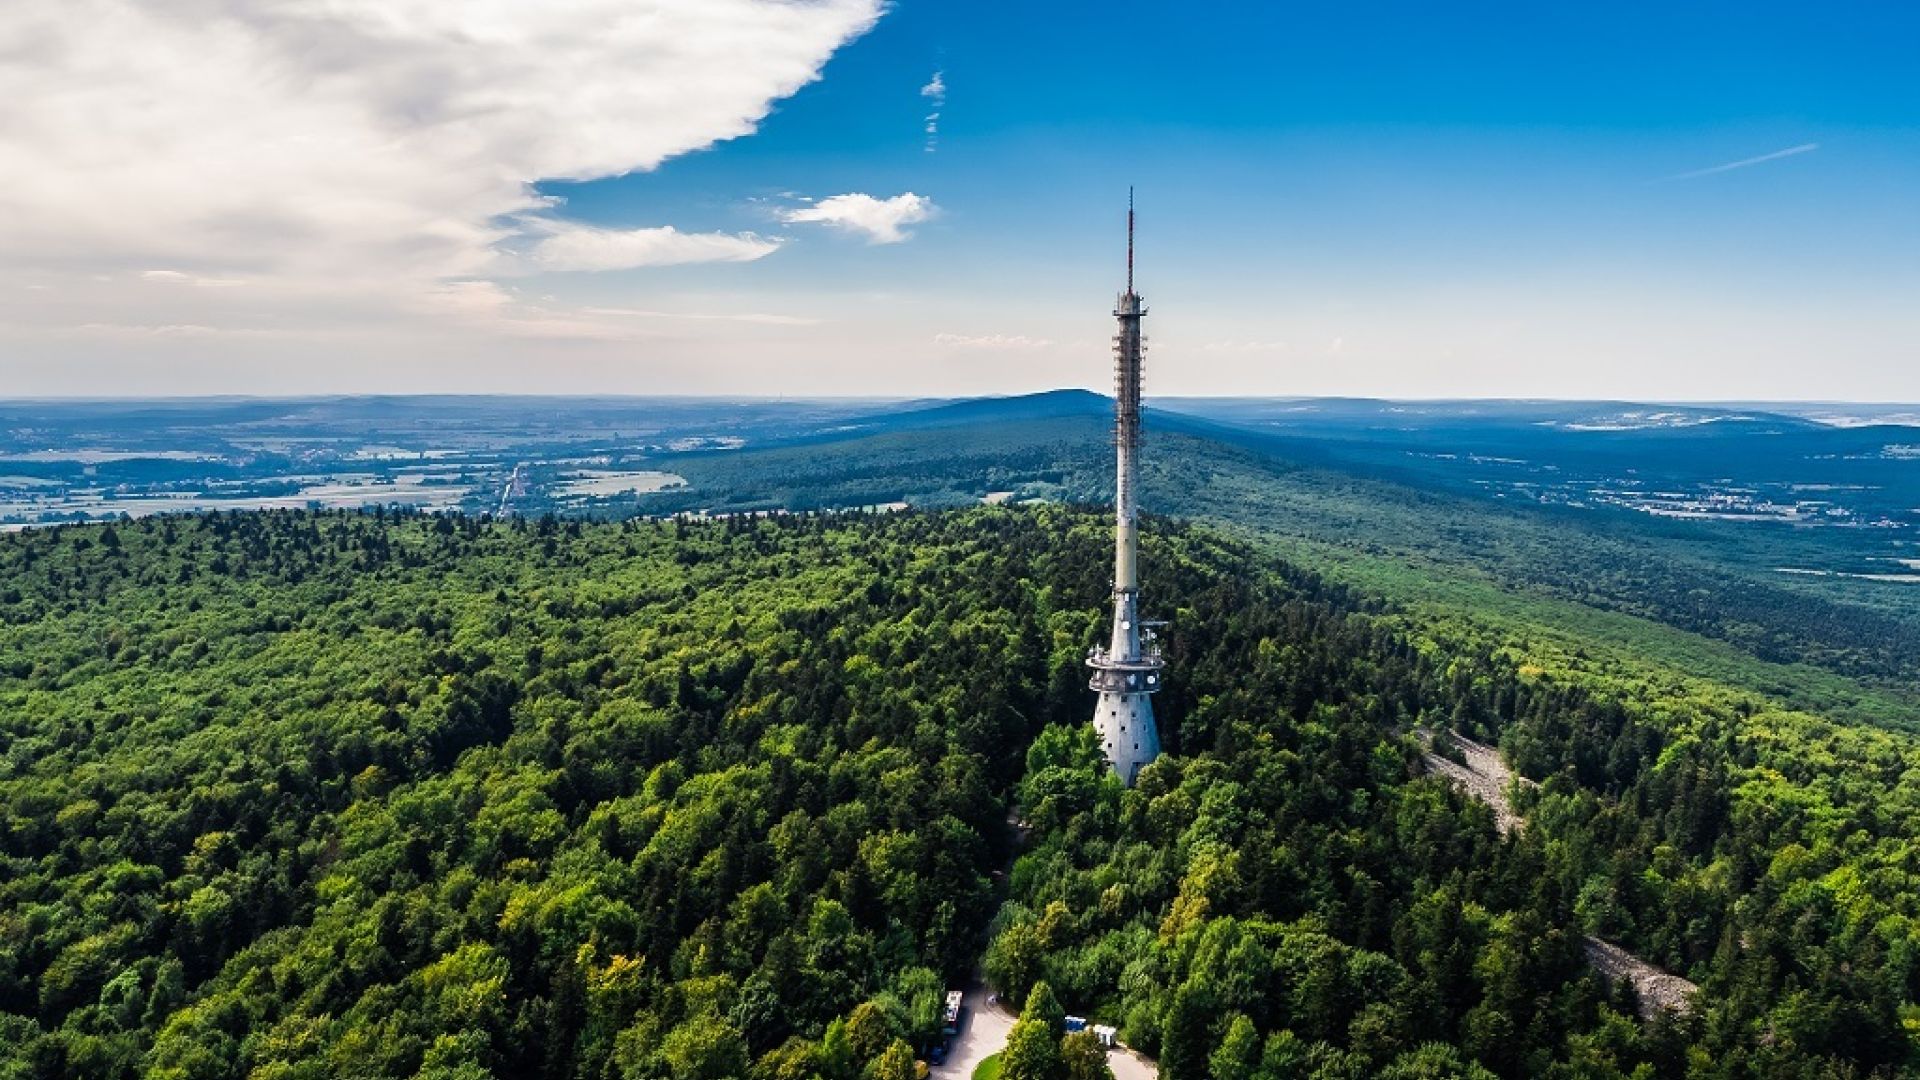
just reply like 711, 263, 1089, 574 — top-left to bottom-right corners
4, 390, 1920, 408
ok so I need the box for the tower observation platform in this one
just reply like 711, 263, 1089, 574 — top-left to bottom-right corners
1087, 192, 1163, 786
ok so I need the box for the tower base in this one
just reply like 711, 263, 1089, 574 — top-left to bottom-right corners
1092, 690, 1161, 786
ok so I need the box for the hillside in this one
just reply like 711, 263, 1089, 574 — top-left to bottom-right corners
638, 397, 1920, 725
4, 509, 1920, 1077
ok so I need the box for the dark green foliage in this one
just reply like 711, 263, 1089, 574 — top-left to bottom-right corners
984, 516, 1920, 1078
3, 504, 1918, 1079
0, 507, 1096, 1078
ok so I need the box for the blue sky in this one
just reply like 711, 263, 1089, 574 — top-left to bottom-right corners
3, 0, 1916, 397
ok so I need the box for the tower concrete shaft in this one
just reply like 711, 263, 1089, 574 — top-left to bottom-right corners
1087, 195, 1163, 785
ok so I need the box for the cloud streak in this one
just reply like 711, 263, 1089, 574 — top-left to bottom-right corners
522, 224, 781, 272
921, 70, 945, 152
933, 333, 1053, 349
1664, 143, 1819, 181
140, 269, 246, 288
583, 307, 819, 326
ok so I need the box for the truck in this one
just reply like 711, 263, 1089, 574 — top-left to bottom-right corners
942, 990, 964, 1035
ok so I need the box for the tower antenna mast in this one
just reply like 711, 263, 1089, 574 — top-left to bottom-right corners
1087, 189, 1163, 786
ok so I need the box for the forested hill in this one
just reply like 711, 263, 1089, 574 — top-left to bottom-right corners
3, 508, 1920, 1078
643, 400, 1920, 722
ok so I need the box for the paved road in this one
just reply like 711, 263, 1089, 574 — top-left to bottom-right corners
928, 983, 1013, 1078
926, 982, 1159, 1078
1107, 1047, 1158, 1079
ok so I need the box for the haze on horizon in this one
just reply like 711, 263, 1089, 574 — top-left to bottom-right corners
2, 1, 1915, 401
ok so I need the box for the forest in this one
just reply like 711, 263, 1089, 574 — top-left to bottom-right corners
3, 506, 1919, 1077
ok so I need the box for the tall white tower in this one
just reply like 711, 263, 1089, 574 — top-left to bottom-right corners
1087, 192, 1163, 785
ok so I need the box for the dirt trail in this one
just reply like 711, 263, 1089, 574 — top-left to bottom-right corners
1417, 729, 1699, 1017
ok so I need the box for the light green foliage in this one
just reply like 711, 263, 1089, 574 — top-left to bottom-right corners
998, 1016, 1062, 1080
1209, 1013, 1259, 1079
866, 1038, 917, 1080
1022, 980, 1065, 1033
1061, 1030, 1113, 1080
1378, 1042, 1500, 1080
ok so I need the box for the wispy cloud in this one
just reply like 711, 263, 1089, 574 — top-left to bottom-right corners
1664, 143, 1819, 182
68, 322, 284, 340
140, 269, 246, 288
920, 70, 945, 152
414, 282, 811, 342
583, 307, 820, 326
933, 333, 1053, 349
520, 223, 781, 272
785, 193, 935, 243
1200, 339, 1290, 354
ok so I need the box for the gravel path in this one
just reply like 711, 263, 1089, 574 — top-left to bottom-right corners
1582, 937, 1700, 1018
1419, 729, 1534, 836
1418, 728, 1698, 1016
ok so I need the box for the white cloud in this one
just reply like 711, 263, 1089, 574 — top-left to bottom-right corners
523, 223, 781, 272
785, 193, 936, 244
0, 0, 883, 328
934, 333, 1054, 349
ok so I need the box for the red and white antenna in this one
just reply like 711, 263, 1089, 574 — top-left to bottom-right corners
1126, 186, 1135, 294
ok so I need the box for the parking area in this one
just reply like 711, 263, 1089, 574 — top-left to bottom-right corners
923, 983, 1159, 1078
926, 983, 1014, 1078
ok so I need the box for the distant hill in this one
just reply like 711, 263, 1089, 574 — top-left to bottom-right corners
844, 387, 1109, 431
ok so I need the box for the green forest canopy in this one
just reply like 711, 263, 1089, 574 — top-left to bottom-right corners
2, 507, 1919, 1078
